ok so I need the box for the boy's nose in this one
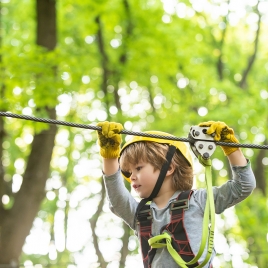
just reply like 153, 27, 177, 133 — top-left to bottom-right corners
130, 173, 136, 181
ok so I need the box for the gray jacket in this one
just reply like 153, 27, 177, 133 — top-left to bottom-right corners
103, 160, 256, 267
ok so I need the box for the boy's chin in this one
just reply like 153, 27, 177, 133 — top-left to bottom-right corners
139, 193, 149, 199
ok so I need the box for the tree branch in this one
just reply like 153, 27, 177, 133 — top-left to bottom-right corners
120, 0, 133, 65
0, 115, 5, 221
0, 1, 6, 219
119, 224, 130, 268
239, 2, 261, 89
95, 15, 111, 115
147, 85, 156, 113
254, 139, 267, 196
113, 0, 134, 112
119, 181, 132, 267
216, 0, 230, 81
89, 178, 107, 268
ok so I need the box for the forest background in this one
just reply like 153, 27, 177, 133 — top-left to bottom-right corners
0, 0, 267, 267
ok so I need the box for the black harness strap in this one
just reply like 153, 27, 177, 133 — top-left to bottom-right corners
135, 145, 177, 267
136, 204, 155, 267
149, 145, 177, 199
135, 145, 177, 220
138, 190, 199, 268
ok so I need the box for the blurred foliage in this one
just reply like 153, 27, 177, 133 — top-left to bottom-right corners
1, 0, 268, 267
236, 190, 268, 267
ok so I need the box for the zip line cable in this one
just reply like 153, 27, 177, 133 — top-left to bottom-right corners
0, 111, 268, 150
0, 112, 266, 267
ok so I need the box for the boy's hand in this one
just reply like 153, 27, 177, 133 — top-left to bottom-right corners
97, 121, 123, 158
199, 121, 239, 156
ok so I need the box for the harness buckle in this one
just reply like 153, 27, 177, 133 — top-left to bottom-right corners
171, 198, 189, 211
137, 208, 153, 223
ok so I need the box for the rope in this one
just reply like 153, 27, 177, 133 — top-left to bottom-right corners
0, 111, 268, 150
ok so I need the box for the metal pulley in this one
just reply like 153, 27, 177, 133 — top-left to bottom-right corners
188, 126, 216, 160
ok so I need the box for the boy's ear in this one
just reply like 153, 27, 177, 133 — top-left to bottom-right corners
166, 163, 175, 176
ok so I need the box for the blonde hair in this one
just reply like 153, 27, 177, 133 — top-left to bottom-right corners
120, 141, 193, 191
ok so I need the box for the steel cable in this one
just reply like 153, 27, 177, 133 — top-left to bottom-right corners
0, 111, 268, 150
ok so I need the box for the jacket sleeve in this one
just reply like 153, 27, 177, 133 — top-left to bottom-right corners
103, 169, 138, 230
193, 159, 256, 214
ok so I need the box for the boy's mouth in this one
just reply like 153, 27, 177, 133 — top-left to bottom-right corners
132, 184, 141, 190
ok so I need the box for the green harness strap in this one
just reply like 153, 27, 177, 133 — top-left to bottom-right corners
148, 156, 215, 268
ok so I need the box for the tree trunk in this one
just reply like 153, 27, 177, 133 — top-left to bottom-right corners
0, 115, 5, 226
0, 0, 57, 265
254, 148, 267, 196
36, 0, 57, 50
0, 1, 6, 221
0, 109, 57, 264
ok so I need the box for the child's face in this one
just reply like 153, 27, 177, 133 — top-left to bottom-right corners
126, 162, 160, 199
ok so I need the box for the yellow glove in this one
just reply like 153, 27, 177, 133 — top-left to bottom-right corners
97, 121, 123, 158
199, 121, 239, 156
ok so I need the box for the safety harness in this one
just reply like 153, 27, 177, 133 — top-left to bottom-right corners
137, 190, 197, 267
136, 155, 215, 268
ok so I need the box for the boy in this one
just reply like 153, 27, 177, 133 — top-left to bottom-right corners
97, 121, 256, 267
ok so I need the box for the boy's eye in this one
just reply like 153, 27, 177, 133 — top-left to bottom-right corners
136, 166, 142, 171
122, 170, 132, 178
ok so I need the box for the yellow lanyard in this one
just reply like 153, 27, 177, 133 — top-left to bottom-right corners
149, 157, 215, 267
